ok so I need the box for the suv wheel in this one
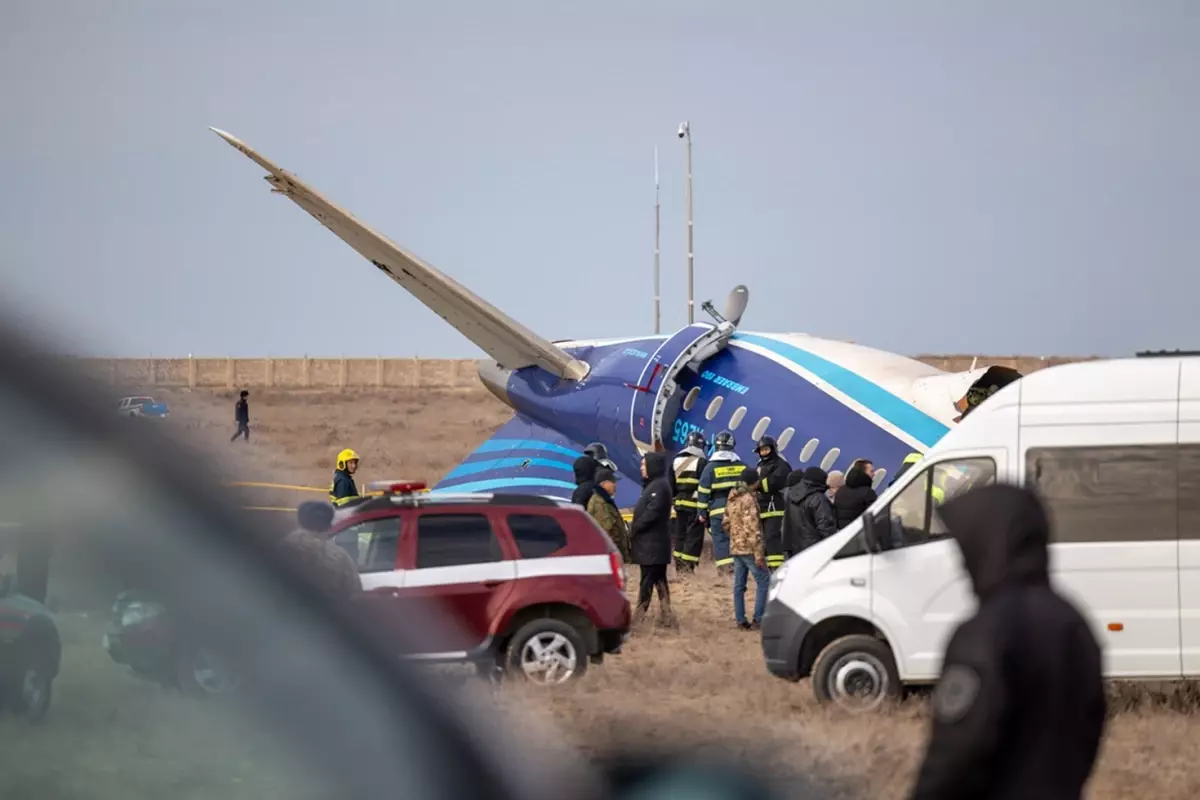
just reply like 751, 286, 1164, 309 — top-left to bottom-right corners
177, 645, 243, 697
506, 619, 587, 686
811, 634, 900, 713
7, 639, 55, 723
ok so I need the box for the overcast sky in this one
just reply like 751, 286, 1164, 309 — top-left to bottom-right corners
2, 1, 1197, 359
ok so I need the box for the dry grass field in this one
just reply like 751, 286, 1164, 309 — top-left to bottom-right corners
10, 384, 1199, 799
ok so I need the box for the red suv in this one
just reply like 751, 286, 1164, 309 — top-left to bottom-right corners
325, 482, 631, 686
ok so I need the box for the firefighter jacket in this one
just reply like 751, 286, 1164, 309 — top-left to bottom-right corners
670, 446, 708, 512
329, 469, 359, 507
697, 450, 747, 518
755, 451, 792, 521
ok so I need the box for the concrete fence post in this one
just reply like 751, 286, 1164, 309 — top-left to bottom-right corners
265, 358, 274, 388
226, 358, 234, 389
149, 358, 157, 386
339, 358, 348, 391
376, 356, 384, 388
413, 357, 421, 388
188, 357, 197, 389
302, 357, 311, 388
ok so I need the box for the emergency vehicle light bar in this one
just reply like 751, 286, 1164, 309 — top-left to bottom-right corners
366, 480, 429, 494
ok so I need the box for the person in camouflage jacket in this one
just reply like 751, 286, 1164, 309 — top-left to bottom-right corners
586, 467, 631, 562
724, 468, 769, 629
280, 501, 362, 602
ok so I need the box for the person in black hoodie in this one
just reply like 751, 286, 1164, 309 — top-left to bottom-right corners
571, 442, 610, 507
909, 483, 1105, 800
781, 467, 838, 556
629, 451, 675, 626
833, 461, 877, 530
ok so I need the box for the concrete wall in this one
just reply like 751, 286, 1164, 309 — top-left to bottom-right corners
61, 354, 1099, 390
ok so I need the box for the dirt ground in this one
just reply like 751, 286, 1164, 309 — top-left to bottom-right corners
29, 386, 1200, 798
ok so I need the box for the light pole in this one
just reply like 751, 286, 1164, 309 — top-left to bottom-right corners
653, 146, 661, 334
678, 121, 694, 324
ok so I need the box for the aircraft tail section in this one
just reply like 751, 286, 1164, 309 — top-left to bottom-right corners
209, 128, 588, 381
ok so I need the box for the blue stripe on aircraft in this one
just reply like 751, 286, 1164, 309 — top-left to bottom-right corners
431, 477, 578, 494
443, 457, 575, 480
731, 333, 950, 448
471, 438, 581, 459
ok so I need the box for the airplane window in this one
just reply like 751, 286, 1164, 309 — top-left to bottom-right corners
776, 427, 796, 452
799, 438, 820, 462
704, 395, 724, 421
820, 447, 841, 471
728, 406, 747, 430
751, 417, 771, 441
872, 468, 888, 490
682, 386, 701, 411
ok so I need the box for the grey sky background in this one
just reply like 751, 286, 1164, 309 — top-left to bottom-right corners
2, 1, 1197, 359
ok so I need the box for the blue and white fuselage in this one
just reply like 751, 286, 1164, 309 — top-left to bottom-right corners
210, 127, 1021, 509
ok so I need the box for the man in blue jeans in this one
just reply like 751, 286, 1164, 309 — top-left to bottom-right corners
723, 467, 770, 630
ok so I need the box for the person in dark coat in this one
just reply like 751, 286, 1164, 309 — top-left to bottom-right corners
230, 389, 250, 443
629, 451, 675, 625
781, 467, 838, 556
570, 455, 599, 508
833, 462, 877, 529
909, 483, 1106, 800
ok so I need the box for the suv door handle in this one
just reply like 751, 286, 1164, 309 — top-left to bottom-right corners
482, 580, 503, 588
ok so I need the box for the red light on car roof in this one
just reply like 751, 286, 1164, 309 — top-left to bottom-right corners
365, 480, 429, 494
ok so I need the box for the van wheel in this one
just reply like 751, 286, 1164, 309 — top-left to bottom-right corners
506, 619, 587, 686
811, 634, 900, 713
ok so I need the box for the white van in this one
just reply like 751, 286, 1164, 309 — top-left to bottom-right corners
760, 355, 1200, 712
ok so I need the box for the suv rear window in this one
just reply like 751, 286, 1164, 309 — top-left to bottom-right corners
416, 514, 502, 568
507, 514, 568, 558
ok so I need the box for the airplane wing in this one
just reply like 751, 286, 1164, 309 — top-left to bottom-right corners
435, 414, 643, 509
209, 128, 588, 382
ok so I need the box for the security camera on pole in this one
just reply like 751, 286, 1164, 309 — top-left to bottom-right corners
677, 121, 694, 324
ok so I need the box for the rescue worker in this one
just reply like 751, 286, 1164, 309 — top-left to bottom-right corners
280, 501, 362, 601
782, 467, 838, 556
696, 430, 746, 576
890, 452, 923, 486
329, 448, 361, 507
753, 435, 792, 571
231, 389, 250, 443
586, 466, 630, 562
833, 460, 877, 529
629, 451, 675, 626
909, 484, 1106, 799
669, 430, 708, 573
571, 442, 608, 507
724, 467, 768, 630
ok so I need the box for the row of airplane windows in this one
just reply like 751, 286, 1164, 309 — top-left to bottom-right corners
681, 386, 889, 490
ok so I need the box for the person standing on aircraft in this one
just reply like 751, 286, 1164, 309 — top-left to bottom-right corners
909, 484, 1105, 799
587, 467, 630, 562
782, 467, 838, 557
570, 442, 608, 508
669, 430, 708, 573
833, 460, 878, 530
753, 436, 792, 571
629, 452, 675, 626
696, 430, 746, 577
230, 390, 250, 443
329, 448, 361, 507
724, 468, 769, 629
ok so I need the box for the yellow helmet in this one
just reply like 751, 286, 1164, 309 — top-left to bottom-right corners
336, 448, 361, 471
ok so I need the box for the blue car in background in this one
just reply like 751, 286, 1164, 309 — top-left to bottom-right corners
116, 396, 169, 419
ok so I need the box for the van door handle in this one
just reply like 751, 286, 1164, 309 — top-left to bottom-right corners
850, 578, 866, 587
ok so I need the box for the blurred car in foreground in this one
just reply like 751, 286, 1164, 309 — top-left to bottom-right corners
331, 482, 631, 685
0, 570, 60, 723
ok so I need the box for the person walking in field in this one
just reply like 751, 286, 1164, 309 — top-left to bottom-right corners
230, 390, 250, 443
724, 467, 769, 630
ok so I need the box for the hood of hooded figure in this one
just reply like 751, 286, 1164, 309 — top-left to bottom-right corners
573, 455, 599, 484
642, 451, 669, 481
938, 483, 1051, 601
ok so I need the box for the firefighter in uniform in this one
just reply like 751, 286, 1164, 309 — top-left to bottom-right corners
890, 451, 923, 487
697, 430, 746, 576
753, 435, 792, 569
670, 430, 708, 573
329, 448, 361, 507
